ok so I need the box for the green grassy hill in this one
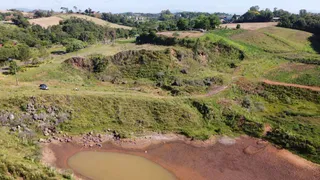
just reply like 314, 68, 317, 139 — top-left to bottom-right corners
0, 25, 320, 178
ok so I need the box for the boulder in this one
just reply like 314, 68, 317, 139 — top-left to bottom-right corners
8, 114, 15, 120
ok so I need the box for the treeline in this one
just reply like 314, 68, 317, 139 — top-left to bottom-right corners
101, 13, 137, 27
0, 17, 134, 63
99, 9, 222, 31
278, 10, 320, 34
33, 10, 54, 18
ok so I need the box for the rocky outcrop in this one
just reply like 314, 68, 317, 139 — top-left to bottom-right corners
0, 97, 72, 141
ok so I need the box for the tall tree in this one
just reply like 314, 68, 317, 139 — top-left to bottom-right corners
73, 6, 78, 13
177, 18, 189, 30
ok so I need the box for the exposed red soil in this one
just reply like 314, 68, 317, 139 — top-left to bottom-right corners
263, 79, 320, 91
43, 136, 320, 180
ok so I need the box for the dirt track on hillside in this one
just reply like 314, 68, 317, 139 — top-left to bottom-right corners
43, 135, 320, 180
263, 79, 320, 91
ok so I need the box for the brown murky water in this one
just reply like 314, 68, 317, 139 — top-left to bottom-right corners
68, 151, 176, 180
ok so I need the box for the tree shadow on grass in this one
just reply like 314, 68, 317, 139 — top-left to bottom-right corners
51, 50, 66, 55
309, 34, 320, 54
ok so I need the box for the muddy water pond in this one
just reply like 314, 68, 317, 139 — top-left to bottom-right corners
68, 151, 176, 180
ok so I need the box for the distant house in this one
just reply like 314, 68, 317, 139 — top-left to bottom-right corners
220, 15, 233, 23
273, 17, 281, 22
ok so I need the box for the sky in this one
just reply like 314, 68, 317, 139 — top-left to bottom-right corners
1, 0, 319, 14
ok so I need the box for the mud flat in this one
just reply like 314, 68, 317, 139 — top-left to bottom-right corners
42, 134, 320, 180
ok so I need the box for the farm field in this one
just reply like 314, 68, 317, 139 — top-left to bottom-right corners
28, 13, 132, 29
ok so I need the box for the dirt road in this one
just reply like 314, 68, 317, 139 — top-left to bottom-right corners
263, 79, 320, 91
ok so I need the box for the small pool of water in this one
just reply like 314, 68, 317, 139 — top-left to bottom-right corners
68, 151, 176, 180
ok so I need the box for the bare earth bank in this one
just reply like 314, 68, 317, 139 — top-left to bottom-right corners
42, 135, 320, 180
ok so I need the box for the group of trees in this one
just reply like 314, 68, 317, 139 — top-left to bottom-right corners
278, 10, 320, 34
157, 14, 221, 31
33, 10, 54, 18
101, 13, 137, 27
99, 9, 222, 32
0, 15, 135, 63
237, 6, 275, 22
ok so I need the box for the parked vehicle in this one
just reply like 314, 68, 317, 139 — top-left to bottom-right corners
39, 84, 49, 90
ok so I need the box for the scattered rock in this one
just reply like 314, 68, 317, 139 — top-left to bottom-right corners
8, 114, 15, 120
218, 136, 236, 146
39, 138, 46, 143
180, 69, 188, 74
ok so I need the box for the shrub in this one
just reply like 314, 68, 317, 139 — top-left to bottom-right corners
172, 32, 180, 37
89, 54, 107, 73
65, 39, 87, 53
236, 24, 241, 29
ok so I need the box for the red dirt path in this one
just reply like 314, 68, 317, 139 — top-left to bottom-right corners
263, 79, 320, 91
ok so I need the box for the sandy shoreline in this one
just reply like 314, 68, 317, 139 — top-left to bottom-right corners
42, 134, 320, 180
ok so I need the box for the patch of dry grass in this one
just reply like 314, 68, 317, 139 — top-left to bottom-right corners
57, 14, 132, 29
222, 22, 277, 30
29, 16, 63, 28
157, 31, 205, 38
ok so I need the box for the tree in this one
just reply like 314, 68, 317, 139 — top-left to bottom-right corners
177, 18, 189, 30
12, 14, 30, 28
232, 14, 237, 22
299, 9, 307, 17
60, 7, 69, 13
194, 15, 210, 30
250, 6, 260, 12
209, 15, 221, 29
158, 22, 168, 31
8, 61, 20, 75
73, 6, 78, 13
16, 44, 32, 61
160, 10, 173, 21
65, 39, 87, 53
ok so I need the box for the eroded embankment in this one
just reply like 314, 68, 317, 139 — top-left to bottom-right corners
42, 135, 320, 180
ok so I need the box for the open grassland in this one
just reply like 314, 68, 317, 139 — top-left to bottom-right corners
265, 63, 320, 86
223, 22, 278, 30
28, 14, 132, 29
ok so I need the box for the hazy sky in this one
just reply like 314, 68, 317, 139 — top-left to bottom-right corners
1, 0, 319, 14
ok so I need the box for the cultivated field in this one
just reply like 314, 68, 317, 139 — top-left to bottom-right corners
28, 13, 132, 29
222, 22, 278, 30
29, 16, 63, 28
58, 14, 132, 29
0, 10, 33, 17
157, 31, 205, 38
